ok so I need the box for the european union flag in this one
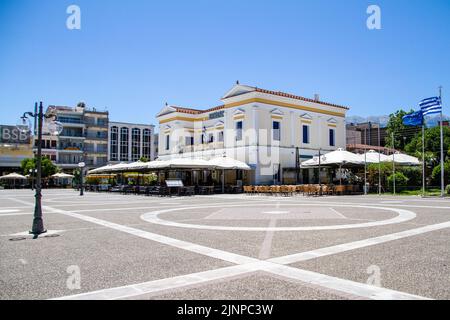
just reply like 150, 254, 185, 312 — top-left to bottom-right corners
402, 110, 424, 126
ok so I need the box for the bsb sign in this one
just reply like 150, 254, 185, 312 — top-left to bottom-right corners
0, 126, 31, 144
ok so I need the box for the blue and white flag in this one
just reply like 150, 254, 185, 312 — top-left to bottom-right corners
419, 96, 442, 116
402, 110, 423, 126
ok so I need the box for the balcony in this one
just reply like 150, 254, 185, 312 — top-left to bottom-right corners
59, 147, 83, 153
60, 130, 85, 139
84, 133, 108, 140
84, 120, 108, 128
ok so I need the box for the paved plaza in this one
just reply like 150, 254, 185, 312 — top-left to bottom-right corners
1, 189, 450, 300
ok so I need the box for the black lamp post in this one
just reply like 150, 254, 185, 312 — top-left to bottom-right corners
29, 168, 37, 190
19, 102, 62, 237
78, 155, 86, 196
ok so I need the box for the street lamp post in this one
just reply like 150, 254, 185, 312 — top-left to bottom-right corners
78, 161, 86, 196
29, 168, 37, 190
18, 102, 62, 237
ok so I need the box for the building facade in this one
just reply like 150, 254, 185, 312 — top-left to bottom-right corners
0, 125, 33, 175
40, 103, 109, 170
156, 83, 349, 185
346, 121, 387, 147
108, 122, 155, 163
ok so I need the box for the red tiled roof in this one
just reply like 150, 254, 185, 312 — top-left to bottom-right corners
173, 105, 225, 115
254, 87, 349, 110
173, 107, 202, 115
170, 85, 348, 115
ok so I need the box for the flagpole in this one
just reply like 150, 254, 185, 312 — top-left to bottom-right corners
439, 86, 444, 197
378, 123, 381, 195
392, 132, 396, 196
422, 124, 425, 197
364, 145, 367, 195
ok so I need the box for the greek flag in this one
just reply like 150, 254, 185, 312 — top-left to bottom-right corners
420, 96, 442, 116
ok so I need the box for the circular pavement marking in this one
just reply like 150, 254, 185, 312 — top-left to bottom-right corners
140, 203, 416, 232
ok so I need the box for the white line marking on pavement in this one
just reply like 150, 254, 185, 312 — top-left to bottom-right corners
0, 209, 20, 213
0, 212, 31, 217
328, 207, 347, 219
43, 205, 258, 265
268, 221, 450, 265
141, 203, 416, 231
42, 202, 432, 300
259, 219, 277, 259
258, 262, 430, 300
7, 197, 36, 206
52, 265, 256, 300
53, 259, 430, 300
10, 196, 434, 300
9, 229, 65, 237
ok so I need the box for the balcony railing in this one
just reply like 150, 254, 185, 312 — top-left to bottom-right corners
58, 118, 84, 124
84, 133, 108, 140
84, 121, 108, 128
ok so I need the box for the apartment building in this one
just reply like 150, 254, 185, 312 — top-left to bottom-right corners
108, 122, 155, 163
39, 103, 109, 170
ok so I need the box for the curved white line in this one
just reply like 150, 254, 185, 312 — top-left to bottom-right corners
140, 203, 416, 232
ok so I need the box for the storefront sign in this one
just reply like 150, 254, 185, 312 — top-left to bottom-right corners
0, 126, 31, 144
209, 111, 224, 120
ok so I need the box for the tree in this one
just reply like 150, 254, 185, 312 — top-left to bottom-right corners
431, 160, 450, 186
405, 126, 450, 166
388, 172, 409, 188
367, 162, 392, 187
21, 157, 58, 178
385, 109, 418, 150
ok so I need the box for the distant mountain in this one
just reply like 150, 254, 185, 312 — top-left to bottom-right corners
346, 115, 389, 127
424, 114, 449, 127
346, 114, 449, 128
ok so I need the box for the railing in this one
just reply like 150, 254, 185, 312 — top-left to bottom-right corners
84, 134, 108, 140
58, 118, 84, 124
84, 121, 108, 127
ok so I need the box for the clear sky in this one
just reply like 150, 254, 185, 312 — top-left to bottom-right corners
0, 0, 449, 129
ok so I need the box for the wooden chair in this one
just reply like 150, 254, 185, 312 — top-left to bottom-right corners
335, 185, 345, 195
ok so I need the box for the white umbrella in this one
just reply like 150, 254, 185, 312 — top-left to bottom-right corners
52, 173, 75, 178
164, 158, 212, 169
208, 156, 251, 170
358, 150, 390, 164
301, 148, 363, 167
301, 148, 364, 186
301, 156, 320, 167
110, 162, 133, 172
386, 152, 420, 166
145, 160, 170, 170
208, 156, 251, 193
321, 148, 364, 166
88, 164, 116, 174
0, 172, 27, 188
0, 172, 27, 180
122, 161, 149, 171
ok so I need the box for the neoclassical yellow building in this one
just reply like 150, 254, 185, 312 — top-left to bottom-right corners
156, 83, 349, 184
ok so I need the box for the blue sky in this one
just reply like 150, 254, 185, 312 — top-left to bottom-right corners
0, 0, 449, 128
